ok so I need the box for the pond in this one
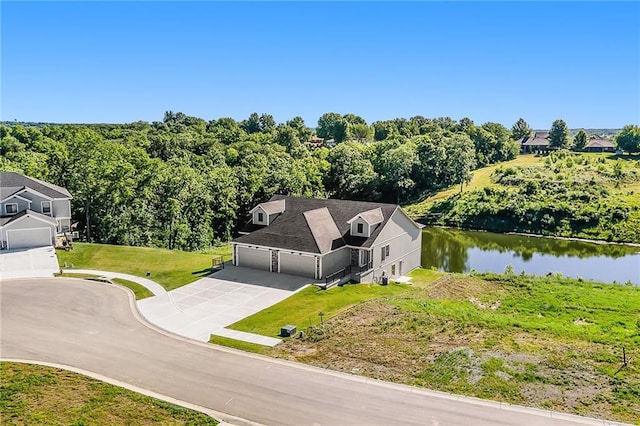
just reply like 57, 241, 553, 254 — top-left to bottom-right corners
421, 227, 640, 285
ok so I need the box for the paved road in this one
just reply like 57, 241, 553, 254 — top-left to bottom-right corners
0, 279, 618, 426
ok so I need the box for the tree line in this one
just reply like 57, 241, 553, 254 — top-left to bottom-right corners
1, 113, 637, 251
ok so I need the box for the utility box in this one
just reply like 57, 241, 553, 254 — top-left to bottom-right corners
280, 325, 297, 337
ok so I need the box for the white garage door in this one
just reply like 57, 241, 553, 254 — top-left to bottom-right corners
7, 228, 52, 250
237, 246, 270, 271
279, 252, 316, 278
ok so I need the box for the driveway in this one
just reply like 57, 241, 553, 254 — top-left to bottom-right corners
0, 246, 59, 280
137, 265, 312, 344
1, 278, 607, 426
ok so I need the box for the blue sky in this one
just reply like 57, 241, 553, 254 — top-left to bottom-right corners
2, 1, 639, 129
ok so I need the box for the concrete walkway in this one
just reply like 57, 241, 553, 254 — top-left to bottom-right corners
62, 267, 310, 346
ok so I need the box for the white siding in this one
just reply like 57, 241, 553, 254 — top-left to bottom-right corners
252, 207, 269, 225
369, 208, 422, 280
350, 218, 370, 237
321, 247, 350, 278
52, 199, 71, 218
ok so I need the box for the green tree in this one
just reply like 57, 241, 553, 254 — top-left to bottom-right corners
446, 133, 476, 193
548, 119, 569, 149
325, 142, 379, 200
378, 143, 418, 203
615, 125, 640, 154
511, 118, 532, 140
573, 129, 589, 151
317, 113, 348, 143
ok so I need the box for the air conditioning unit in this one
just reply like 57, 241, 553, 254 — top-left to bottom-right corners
280, 325, 297, 337
71, 231, 80, 239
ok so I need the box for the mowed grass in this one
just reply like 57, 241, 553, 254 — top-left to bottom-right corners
112, 277, 154, 300
57, 242, 231, 290
226, 281, 429, 338
0, 362, 218, 425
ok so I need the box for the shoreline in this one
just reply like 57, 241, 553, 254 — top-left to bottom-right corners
420, 224, 640, 248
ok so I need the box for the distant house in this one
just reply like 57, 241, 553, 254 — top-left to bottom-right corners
307, 136, 324, 148
584, 138, 615, 153
0, 172, 72, 250
519, 131, 550, 153
232, 195, 423, 285
325, 139, 336, 148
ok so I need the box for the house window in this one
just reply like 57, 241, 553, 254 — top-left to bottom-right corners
381, 244, 390, 261
392, 264, 396, 276
357, 223, 363, 234
42, 201, 52, 215
5, 203, 18, 215
258, 212, 264, 222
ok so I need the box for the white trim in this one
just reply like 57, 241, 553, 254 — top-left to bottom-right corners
11, 187, 54, 202
370, 206, 422, 248
41, 200, 52, 216
233, 242, 320, 257
5, 226, 53, 250
4, 203, 18, 215
0, 193, 32, 204
2, 213, 58, 228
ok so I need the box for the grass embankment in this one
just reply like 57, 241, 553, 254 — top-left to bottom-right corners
57, 243, 231, 291
0, 362, 217, 425
407, 152, 640, 244
215, 270, 640, 423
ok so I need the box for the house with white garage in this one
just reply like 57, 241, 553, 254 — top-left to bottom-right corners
0, 172, 72, 250
232, 196, 423, 285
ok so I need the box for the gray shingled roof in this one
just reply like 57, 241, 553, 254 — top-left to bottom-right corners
585, 138, 615, 148
254, 198, 286, 215
0, 209, 57, 226
303, 207, 343, 254
234, 195, 398, 254
0, 172, 72, 199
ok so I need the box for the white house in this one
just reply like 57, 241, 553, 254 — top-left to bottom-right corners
0, 172, 72, 250
232, 195, 423, 285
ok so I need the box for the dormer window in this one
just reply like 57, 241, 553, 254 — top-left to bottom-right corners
258, 212, 264, 222
357, 223, 363, 234
5, 203, 18, 215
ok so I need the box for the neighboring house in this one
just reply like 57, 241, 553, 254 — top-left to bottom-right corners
232, 195, 423, 285
0, 172, 72, 250
519, 131, 550, 153
307, 136, 324, 148
584, 138, 615, 153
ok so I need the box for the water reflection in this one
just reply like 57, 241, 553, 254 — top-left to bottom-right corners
421, 227, 640, 285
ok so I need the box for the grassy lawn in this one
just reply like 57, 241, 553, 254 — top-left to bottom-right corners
0, 362, 217, 425
225, 281, 420, 338
57, 242, 231, 291
266, 272, 640, 424
112, 277, 154, 300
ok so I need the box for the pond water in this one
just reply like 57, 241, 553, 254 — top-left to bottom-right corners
421, 227, 640, 285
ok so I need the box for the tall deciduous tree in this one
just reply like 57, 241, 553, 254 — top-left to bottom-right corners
573, 130, 589, 151
511, 118, 532, 140
317, 113, 348, 143
615, 125, 640, 154
446, 133, 477, 193
548, 119, 569, 149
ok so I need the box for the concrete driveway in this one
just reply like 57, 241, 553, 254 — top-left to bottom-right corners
137, 265, 313, 344
0, 246, 59, 280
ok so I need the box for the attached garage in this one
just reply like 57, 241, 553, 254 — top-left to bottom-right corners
7, 227, 53, 250
279, 252, 316, 278
236, 246, 270, 271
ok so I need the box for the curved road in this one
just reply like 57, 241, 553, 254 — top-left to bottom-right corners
0, 279, 616, 426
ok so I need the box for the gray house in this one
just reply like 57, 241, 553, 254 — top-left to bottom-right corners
232, 195, 423, 284
0, 172, 72, 250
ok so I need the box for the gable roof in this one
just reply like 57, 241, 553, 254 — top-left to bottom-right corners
522, 131, 549, 147
251, 198, 286, 215
0, 172, 72, 199
0, 209, 57, 227
347, 207, 384, 225
234, 195, 399, 254
585, 138, 615, 148
303, 207, 343, 253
